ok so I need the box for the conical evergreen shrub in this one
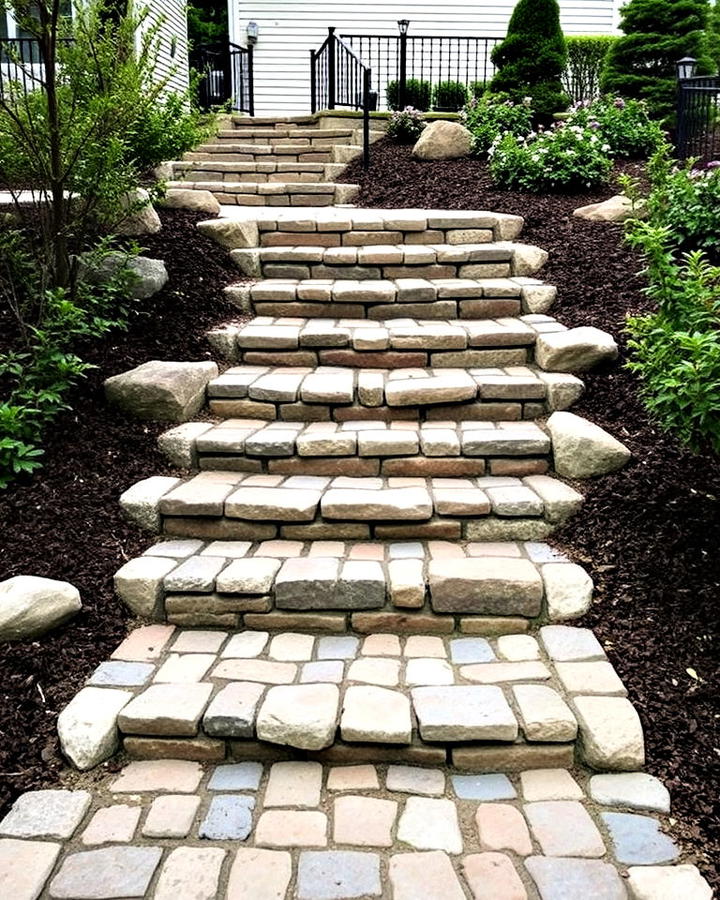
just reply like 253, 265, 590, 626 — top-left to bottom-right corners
601, 0, 714, 120
490, 0, 568, 117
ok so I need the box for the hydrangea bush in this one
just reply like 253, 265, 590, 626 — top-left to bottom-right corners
566, 96, 664, 158
460, 94, 534, 157
386, 107, 426, 144
489, 122, 613, 191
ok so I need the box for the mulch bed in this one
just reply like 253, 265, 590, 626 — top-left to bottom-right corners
0, 149, 718, 886
344, 141, 720, 885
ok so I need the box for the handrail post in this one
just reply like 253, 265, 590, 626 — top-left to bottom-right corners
310, 49, 317, 114
247, 45, 254, 116
328, 26, 336, 109
363, 66, 371, 170
398, 28, 408, 108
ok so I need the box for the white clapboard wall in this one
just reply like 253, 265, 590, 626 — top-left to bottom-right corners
137, 0, 190, 96
229, 0, 620, 116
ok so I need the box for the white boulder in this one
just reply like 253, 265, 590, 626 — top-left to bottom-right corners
536, 326, 619, 372
117, 188, 162, 236
57, 687, 133, 770
412, 121, 473, 160
548, 411, 631, 478
160, 189, 220, 216
0, 576, 81, 641
573, 195, 647, 223
197, 217, 259, 250
104, 360, 218, 422
542, 562, 594, 621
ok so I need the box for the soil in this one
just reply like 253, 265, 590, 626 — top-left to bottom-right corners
0, 147, 718, 887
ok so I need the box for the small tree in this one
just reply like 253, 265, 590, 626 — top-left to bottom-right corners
490, 0, 568, 118
601, 0, 714, 121
708, 0, 720, 72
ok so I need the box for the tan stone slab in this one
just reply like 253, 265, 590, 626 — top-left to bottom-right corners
118, 684, 213, 736
225, 486, 321, 521
321, 486, 432, 520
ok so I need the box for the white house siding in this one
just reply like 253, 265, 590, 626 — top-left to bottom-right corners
230, 0, 621, 116
136, 0, 190, 96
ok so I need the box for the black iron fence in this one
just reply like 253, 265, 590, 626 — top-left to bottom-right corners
311, 28, 372, 168
189, 42, 253, 114
341, 30, 501, 111
676, 75, 720, 162
0, 36, 61, 98
230, 42, 254, 115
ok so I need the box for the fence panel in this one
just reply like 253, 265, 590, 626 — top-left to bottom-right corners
676, 77, 720, 163
230, 43, 254, 115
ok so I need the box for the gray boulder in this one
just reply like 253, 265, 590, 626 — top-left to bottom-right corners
104, 360, 218, 422
573, 195, 647, 223
117, 188, 162, 236
161, 189, 221, 216
0, 576, 82, 641
536, 326, 619, 373
88, 253, 169, 301
196, 217, 259, 250
548, 411, 631, 478
412, 120, 473, 160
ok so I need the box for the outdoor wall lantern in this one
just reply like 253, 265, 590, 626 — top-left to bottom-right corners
247, 21, 259, 45
397, 20, 410, 36
676, 57, 697, 80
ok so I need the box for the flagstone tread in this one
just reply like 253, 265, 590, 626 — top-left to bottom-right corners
159, 418, 553, 477
204, 365, 584, 420
3, 759, 707, 900
54, 624, 644, 766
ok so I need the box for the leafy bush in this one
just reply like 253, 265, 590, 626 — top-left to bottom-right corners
489, 122, 613, 191
601, 0, 715, 121
563, 35, 617, 104
386, 78, 432, 111
386, 107, 426, 144
469, 80, 489, 99
432, 80, 469, 110
567, 95, 664, 158
460, 93, 533, 157
625, 225, 720, 452
490, 0, 568, 118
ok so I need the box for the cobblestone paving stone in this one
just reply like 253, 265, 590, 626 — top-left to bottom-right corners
0, 759, 711, 899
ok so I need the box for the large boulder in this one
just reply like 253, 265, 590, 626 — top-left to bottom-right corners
117, 188, 162, 236
196, 217, 259, 250
573, 195, 647, 223
548, 411, 631, 478
87, 253, 169, 301
0, 576, 82, 641
536, 326, 619, 373
412, 120, 473, 160
160, 189, 221, 216
104, 360, 218, 422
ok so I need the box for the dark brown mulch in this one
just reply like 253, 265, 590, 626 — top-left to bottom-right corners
0, 208, 245, 809
345, 141, 720, 885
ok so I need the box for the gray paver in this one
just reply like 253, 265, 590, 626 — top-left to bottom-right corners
48, 846, 163, 899
452, 774, 516, 800
198, 795, 255, 840
450, 637, 496, 663
297, 850, 382, 899
525, 856, 626, 900
0, 790, 91, 840
208, 762, 263, 791
601, 812, 679, 865
87, 661, 155, 687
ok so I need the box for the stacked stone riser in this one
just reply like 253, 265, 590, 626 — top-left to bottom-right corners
160, 419, 553, 479
82, 624, 633, 770
205, 365, 583, 424
173, 161, 330, 185
208, 315, 567, 371
166, 180, 357, 208
114, 538, 592, 630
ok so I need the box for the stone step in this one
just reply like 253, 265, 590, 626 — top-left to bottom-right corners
197, 208, 525, 252
120, 472, 584, 544
230, 114, 320, 127
114, 538, 592, 626
226, 276, 555, 320
208, 315, 566, 368
173, 160, 328, 185
58, 622, 645, 774
213, 126, 357, 142
167, 180, 359, 208
160, 419, 552, 479
191, 142, 338, 161
231, 242, 548, 282
204, 364, 584, 422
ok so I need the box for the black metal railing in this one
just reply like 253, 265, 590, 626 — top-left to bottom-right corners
341, 30, 501, 111
676, 75, 720, 162
0, 36, 53, 97
189, 43, 232, 110
230, 42, 254, 115
311, 28, 372, 168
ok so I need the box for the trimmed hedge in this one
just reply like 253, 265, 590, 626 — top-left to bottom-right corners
563, 36, 617, 104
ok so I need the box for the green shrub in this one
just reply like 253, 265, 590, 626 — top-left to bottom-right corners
601, 0, 715, 121
709, 0, 720, 71
489, 122, 613, 191
490, 0, 568, 118
567, 95, 664, 158
386, 107, 426, 144
563, 36, 617, 103
432, 80, 469, 110
625, 225, 720, 452
461, 93, 534, 157
386, 78, 432, 111
469, 80, 489, 99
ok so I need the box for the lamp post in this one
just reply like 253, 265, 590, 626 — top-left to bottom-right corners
676, 57, 697, 81
675, 57, 698, 161
397, 20, 409, 109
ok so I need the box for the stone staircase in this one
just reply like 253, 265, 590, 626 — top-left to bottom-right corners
165, 115, 371, 207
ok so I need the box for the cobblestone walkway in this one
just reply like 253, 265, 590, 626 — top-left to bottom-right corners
1, 758, 712, 899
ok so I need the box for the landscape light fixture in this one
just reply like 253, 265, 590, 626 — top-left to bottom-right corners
676, 57, 697, 80
247, 21, 259, 45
